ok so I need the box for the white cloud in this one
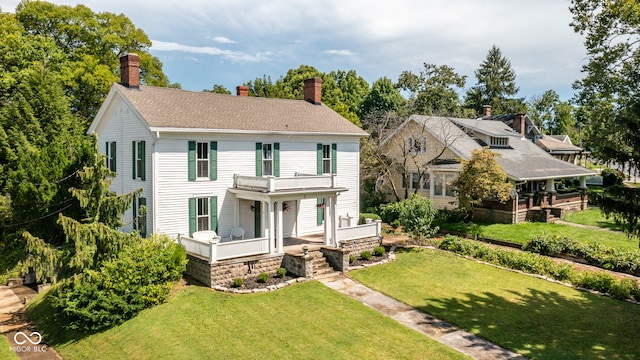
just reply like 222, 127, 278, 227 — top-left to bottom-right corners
151, 40, 270, 62
325, 49, 355, 56
210, 36, 236, 44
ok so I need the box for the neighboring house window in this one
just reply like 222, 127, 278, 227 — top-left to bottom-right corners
263, 143, 273, 176
132, 196, 147, 237
105, 141, 116, 172
401, 172, 429, 190
188, 197, 218, 236
490, 137, 509, 147
421, 173, 430, 190
411, 172, 420, 190
197, 142, 209, 178
255, 142, 279, 177
407, 137, 426, 154
445, 174, 456, 197
132, 140, 145, 180
433, 173, 457, 197
188, 141, 217, 181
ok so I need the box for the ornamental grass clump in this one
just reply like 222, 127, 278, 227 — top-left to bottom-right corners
361, 251, 372, 261
374, 246, 386, 257
256, 272, 269, 283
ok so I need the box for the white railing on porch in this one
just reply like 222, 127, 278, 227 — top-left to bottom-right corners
337, 220, 382, 242
178, 235, 269, 264
234, 174, 335, 192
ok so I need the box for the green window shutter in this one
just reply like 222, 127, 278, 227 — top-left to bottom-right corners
317, 198, 324, 225
132, 141, 136, 179
105, 142, 109, 168
331, 143, 337, 174
255, 142, 262, 177
254, 201, 261, 238
111, 142, 117, 172
188, 198, 196, 237
274, 142, 280, 177
210, 197, 218, 233
139, 141, 146, 181
316, 143, 323, 175
132, 196, 138, 230
210, 141, 217, 181
138, 197, 147, 237
188, 141, 196, 181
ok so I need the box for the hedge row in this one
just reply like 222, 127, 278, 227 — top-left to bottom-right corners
522, 235, 640, 275
439, 235, 640, 301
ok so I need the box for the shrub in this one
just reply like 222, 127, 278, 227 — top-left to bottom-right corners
232, 278, 243, 288
49, 235, 187, 332
381, 195, 438, 239
349, 255, 355, 264
361, 250, 372, 261
256, 272, 269, 283
601, 168, 624, 187
276, 268, 287, 278
373, 246, 385, 257
359, 213, 381, 225
608, 278, 639, 300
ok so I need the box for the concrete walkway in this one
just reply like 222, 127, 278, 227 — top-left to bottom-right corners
319, 275, 526, 360
0, 285, 60, 360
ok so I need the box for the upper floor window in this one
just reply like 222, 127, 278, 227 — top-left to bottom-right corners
490, 136, 509, 148
197, 142, 209, 178
322, 145, 332, 174
407, 137, 427, 154
262, 143, 273, 176
132, 140, 145, 180
105, 141, 116, 172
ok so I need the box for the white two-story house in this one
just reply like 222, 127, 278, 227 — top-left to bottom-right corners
88, 54, 376, 285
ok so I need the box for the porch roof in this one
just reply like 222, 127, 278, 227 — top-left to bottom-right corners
228, 187, 348, 202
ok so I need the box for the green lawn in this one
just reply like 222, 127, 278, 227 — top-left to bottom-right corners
562, 207, 624, 231
0, 335, 17, 360
351, 249, 640, 360
27, 281, 468, 360
441, 221, 638, 249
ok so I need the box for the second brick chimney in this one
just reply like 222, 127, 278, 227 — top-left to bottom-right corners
513, 113, 526, 136
304, 77, 322, 105
482, 105, 492, 117
236, 85, 249, 97
120, 53, 140, 89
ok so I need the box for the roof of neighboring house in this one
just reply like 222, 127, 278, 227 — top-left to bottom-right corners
481, 113, 542, 138
395, 115, 595, 181
536, 135, 583, 153
98, 84, 368, 136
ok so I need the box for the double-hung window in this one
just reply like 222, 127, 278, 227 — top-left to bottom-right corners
197, 142, 209, 178
197, 197, 209, 232
188, 197, 218, 236
407, 137, 426, 154
262, 143, 273, 176
132, 140, 145, 180
105, 141, 116, 171
322, 145, 332, 174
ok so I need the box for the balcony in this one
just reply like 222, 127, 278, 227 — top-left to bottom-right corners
234, 173, 336, 193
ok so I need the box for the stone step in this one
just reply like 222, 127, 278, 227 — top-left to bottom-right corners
313, 271, 341, 280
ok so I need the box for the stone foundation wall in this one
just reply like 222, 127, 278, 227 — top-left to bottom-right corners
186, 254, 286, 287
340, 236, 381, 258
281, 254, 313, 278
320, 247, 349, 272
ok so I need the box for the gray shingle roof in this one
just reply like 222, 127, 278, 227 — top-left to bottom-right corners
115, 84, 368, 136
408, 116, 595, 181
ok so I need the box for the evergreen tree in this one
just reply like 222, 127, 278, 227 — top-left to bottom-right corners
464, 45, 526, 115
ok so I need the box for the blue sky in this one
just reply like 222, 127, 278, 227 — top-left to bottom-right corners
0, 0, 587, 101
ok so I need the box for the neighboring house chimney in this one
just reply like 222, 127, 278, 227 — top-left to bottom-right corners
236, 85, 249, 97
513, 113, 526, 136
304, 77, 322, 105
120, 53, 140, 89
482, 105, 492, 117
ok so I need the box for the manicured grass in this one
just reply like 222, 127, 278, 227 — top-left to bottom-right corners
27, 281, 468, 360
562, 207, 624, 231
351, 249, 640, 360
441, 221, 638, 249
0, 335, 17, 359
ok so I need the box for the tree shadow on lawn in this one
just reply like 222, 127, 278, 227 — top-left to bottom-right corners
418, 288, 639, 360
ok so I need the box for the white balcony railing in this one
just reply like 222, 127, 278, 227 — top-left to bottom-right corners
234, 174, 335, 192
337, 220, 382, 242
178, 234, 269, 264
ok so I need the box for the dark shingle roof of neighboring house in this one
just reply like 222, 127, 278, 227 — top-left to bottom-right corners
111, 84, 368, 136
404, 115, 595, 181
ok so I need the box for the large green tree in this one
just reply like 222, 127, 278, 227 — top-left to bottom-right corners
464, 45, 526, 115
453, 148, 512, 211
570, 0, 640, 241
527, 90, 576, 135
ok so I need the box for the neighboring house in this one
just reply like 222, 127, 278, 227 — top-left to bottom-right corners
88, 54, 377, 287
381, 114, 596, 223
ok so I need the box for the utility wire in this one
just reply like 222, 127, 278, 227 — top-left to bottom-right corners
0, 169, 80, 186
0, 204, 73, 228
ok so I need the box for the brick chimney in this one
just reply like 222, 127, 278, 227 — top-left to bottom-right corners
482, 105, 492, 117
513, 113, 526, 136
304, 77, 322, 105
236, 85, 249, 97
120, 53, 140, 89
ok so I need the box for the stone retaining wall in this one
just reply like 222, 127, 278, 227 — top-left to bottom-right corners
281, 254, 313, 278
186, 254, 285, 287
320, 247, 349, 272
340, 236, 381, 258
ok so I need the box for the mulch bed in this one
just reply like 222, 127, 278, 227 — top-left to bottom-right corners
350, 252, 390, 267
226, 274, 297, 290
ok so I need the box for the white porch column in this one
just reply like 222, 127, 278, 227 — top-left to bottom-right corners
579, 176, 587, 189
268, 201, 275, 253
330, 195, 338, 247
323, 197, 330, 246
546, 178, 556, 193
276, 201, 284, 253
234, 198, 240, 227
